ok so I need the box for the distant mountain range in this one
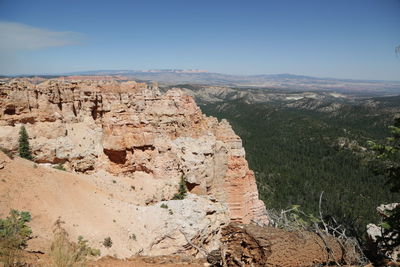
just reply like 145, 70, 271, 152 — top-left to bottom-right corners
6, 69, 400, 95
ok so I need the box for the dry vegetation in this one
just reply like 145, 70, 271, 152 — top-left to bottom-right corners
49, 219, 100, 267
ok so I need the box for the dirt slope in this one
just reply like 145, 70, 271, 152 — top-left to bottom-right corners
0, 152, 228, 258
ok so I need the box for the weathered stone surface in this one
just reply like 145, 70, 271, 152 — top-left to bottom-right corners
0, 78, 268, 225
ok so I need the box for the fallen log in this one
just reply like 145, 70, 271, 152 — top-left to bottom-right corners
210, 223, 360, 267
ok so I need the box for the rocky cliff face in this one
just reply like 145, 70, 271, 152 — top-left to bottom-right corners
0, 78, 268, 225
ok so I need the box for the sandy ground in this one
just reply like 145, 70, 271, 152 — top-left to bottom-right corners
19, 252, 207, 267
0, 151, 218, 258
88, 255, 207, 267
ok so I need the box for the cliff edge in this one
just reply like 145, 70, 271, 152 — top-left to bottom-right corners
0, 78, 268, 257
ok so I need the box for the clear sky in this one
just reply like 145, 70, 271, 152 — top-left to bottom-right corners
0, 0, 399, 80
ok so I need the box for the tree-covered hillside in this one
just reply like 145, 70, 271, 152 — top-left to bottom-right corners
200, 97, 400, 238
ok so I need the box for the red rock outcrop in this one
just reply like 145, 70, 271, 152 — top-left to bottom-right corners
0, 78, 268, 225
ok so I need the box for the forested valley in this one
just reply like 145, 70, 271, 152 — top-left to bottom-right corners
200, 94, 400, 239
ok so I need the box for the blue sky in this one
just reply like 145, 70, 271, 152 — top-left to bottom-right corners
0, 0, 399, 80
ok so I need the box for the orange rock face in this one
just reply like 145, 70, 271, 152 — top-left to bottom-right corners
0, 78, 268, 225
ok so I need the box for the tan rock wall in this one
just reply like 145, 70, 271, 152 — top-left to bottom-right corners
0, 78, 268, 225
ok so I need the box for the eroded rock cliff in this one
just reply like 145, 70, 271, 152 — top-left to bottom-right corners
0, 78, 268, 226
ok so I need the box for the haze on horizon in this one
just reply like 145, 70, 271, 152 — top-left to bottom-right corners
0, 0, 399, 81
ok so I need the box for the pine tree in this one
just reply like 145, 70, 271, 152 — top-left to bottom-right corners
368, 118, 400, 262
172, 174, 187, 200
18, 126, 33, 160
368, 117, 400, 193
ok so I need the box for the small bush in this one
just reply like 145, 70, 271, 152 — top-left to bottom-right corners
103, 237, 112, 248
374, 204, 400, 262
53, 164, 66, 171
0, 210, 32, 267
50, 219, 100, 267
160, 203, 168, 209
129, 234, 136, 241
172, 174, 187, 200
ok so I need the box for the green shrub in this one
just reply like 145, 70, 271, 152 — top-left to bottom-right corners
367, 119, 400, 261
18, 126, 33, 160
375, 204, 400, 261
0, 210, 32, 267
53, 164, 66, 171
129, 234, 136, 241
102, 237, 112, 248
160, 203, 168, 209
172, 174, 187, 200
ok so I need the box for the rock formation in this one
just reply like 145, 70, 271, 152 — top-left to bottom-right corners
0, 78, 268, 226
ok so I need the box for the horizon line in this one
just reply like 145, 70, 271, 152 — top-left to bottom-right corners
2, 69, 400, 83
